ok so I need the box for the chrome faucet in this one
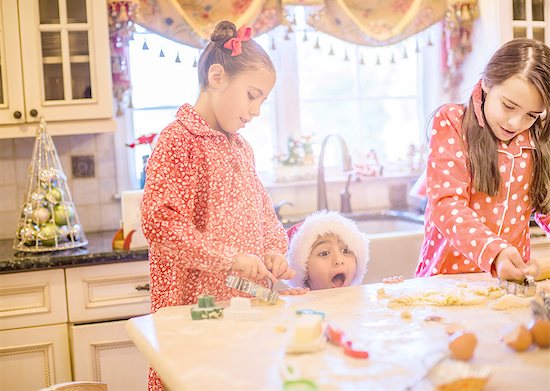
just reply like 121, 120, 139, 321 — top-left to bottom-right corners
317, 134, 353, 212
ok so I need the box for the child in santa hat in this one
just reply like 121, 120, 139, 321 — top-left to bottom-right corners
282, 210, 369, 292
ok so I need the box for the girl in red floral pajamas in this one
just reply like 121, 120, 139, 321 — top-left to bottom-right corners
141, 21, 295, 391
416, 39, 550, 282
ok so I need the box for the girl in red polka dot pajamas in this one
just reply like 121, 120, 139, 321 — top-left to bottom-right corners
141, 21, 295, 391
416, 39, 550, 283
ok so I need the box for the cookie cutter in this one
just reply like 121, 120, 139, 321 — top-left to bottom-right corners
225, 275, 279, 305
498, 275, 536, 297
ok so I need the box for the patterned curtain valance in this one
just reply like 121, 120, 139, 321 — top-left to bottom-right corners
307, 0, 448, 46
134, 1, 461, 48
135, 0, 284, 48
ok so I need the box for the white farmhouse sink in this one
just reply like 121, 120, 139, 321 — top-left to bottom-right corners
354, 217, 424, 284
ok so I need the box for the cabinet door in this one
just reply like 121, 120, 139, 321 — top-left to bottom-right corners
18, 0, 113, 122
0, 0, 25, 125
0, 323, 72, 391
501, 0, 550, 44
71, 320, 149, 391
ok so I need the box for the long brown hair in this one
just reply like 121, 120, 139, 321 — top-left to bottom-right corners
464, 38, 550, 214
197, 21, 274, 90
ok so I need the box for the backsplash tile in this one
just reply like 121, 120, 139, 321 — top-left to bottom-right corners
0, 159, 16, 185
0, 139, 14, 158
0, 186, 17, 212
0, 133, 121, 240
71, 178, 100, 204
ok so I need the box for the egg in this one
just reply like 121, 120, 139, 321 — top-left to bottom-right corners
449, 331, 477, 361
503, 325, 532, 352
528, 319, 550, 349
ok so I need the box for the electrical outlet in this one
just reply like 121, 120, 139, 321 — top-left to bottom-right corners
71, 155, 95, 178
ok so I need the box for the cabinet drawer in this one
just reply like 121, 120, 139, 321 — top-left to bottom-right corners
65, 261, 150, 323
0, 269, 67, 330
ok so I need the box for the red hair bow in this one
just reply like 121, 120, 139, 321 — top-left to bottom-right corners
223, 25, 252, 56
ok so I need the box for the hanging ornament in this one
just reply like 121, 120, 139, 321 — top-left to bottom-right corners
343, 48, 349, 62
427, 35, 434, 47
159, 49, 165, 58
359, 54, 365, 65
314, 37, 321, 49
376, 53, 381, 66
14, 119, 87, 252
415, 39, 420, 53
403, 46, 408, 59
328, 45, 335, 56
284, 32, 290, 41
192, 56, 197, 67
302, 31, 308, 42
287, 24, 294, 34
175, 52, 181, 63
142, 39, 149, 50
390, 52, 396, 64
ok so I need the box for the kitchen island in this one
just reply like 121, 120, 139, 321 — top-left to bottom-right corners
126, 273, 549, 390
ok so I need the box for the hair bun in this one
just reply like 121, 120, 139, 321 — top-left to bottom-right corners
211, 21, 237, 45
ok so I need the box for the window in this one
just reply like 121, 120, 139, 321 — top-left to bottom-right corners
128, 7, 437, 185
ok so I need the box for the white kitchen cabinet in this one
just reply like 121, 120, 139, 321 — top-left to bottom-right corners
66, 261, 150, 390
0, 269, 71, 391
0, 261, 151, 390
0, 324, 72, 391
70, 320, 149, 391
0, 0, 115, 138
65, 261, 151, 323
501, 0, 549, 44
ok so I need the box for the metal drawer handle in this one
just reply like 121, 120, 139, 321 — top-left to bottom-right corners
135, 283, 150, 291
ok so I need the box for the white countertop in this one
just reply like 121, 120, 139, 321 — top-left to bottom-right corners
126, 274, 550, 390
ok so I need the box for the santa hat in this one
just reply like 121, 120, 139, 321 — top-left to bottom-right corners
286, 210, 369, 288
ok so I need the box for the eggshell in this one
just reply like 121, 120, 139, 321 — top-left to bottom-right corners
528, 319, 550, 348
449, 331, 477, 361
503, 325, 532, 352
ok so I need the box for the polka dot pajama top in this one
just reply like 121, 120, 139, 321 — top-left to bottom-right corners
416, 103, 550, 277
141, 104, 288, 313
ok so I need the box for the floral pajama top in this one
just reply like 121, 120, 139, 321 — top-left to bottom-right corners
141, 104, 287, 313
416, 103, 550, 277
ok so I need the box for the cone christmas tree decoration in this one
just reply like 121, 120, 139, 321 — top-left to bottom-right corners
14, 119, 87, 252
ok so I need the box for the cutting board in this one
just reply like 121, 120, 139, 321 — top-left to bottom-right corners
121, 190, 148, 249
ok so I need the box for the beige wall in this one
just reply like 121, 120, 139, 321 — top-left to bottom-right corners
0, 133, 121, 240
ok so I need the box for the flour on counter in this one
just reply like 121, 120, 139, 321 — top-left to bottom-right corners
385, 284, 505, 308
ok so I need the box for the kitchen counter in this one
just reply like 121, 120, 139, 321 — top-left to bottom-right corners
0, 231, 148, 274
126, 273, 549, 391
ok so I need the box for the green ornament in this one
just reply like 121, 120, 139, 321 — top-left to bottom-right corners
45, 187, 63, 204
37, 223, 58, 246
53, 204, 74, 226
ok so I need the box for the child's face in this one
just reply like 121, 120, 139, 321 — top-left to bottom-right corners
211, 68, 275, 134
483, 76, 545, 143
306, 234, 357, 290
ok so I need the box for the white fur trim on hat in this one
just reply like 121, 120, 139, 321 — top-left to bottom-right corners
287, 210, 369, 288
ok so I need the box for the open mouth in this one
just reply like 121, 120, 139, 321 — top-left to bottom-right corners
331, 273, 346, 288
500, 126, 515, 137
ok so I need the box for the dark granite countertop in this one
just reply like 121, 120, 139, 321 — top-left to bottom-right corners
0, 231, 148, 274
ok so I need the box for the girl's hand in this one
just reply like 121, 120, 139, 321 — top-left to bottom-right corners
493, 247, 533, 281
263, 253, 296, 280
278, 287, 309, 295
231, 254, 274, 283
